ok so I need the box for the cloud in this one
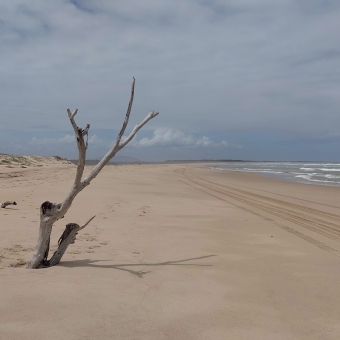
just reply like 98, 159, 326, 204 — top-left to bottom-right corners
131, 128, 241, 149
88, 134, 99, 143
0, 0, 339, 160
58, 135, 74, 143
221, 140, 241, 148
196, 136, 213, 147
30, 135, 74, 145
132, 128, 194, 147
30, 134, 99, 145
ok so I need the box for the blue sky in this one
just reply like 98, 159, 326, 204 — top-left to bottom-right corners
0, 0, 339, 161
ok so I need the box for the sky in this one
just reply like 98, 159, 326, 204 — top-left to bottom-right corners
1, 0, 339, 162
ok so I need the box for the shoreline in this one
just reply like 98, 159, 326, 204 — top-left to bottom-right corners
207, 161, 340, 188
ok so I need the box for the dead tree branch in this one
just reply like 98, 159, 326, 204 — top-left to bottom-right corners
27, 78, 159, 269
46, 216, 96, 267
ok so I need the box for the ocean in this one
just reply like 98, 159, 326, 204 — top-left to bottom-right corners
209, 162, 340, 187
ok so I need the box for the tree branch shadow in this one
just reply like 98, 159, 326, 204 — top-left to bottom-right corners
59, 254, 217, 278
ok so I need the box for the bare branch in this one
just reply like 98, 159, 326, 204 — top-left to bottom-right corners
116, 77, 135, 143
46, 223, 80, 267
68, 108, 78, 120
43, 215, 96, 267
83, 123, 90, 137
79, 215, 96, 230
83, 123, 91, 149
82, 110, 158, 187
67, 108, 79, 134
65, 109, 89, 190
119, 110, 159, 149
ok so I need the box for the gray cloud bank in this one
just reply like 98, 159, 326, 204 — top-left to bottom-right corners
0, 0, 339, 161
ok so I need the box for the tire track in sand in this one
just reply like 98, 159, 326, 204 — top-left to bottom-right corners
175, 167, 340, 257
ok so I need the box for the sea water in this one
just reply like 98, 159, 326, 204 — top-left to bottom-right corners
209, 162, 340, 187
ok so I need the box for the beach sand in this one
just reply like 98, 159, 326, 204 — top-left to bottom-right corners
1, 161, 340, 339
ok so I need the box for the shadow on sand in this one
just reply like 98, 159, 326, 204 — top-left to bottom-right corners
59, 255, 217, 278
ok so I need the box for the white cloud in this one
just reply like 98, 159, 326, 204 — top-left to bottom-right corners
30, 135, 73, 145
131, 128, 240, 149
88, 134, 99, 143
195, 136, 241, 149
30, 133, 101, 146
58, 135, 74, 143
196, 136, 213, 147
132, 128, 194, 147
221, 140, 241, 149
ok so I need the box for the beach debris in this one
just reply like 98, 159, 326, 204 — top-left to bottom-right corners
1, 201, 17, 208
27, 78, 159, 269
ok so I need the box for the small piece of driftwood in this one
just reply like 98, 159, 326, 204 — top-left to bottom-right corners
1, 201, 17, 208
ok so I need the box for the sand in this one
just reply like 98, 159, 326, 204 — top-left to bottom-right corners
1, 160, 340, 339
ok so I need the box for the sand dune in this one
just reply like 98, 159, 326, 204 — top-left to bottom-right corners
1, 161, 340, 339
0, 154, 72, 176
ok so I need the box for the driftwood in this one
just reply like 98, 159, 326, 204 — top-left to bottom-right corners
43, 216, 96, 267
1, 201, 17, 208
27, 78, 158, 269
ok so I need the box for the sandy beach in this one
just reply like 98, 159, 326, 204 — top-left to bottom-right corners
1, 160, 340, 339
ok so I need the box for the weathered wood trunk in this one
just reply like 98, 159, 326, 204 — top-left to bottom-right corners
27, 78, 158, 269
47, 223, 82, 267
27, 202, 62, 268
